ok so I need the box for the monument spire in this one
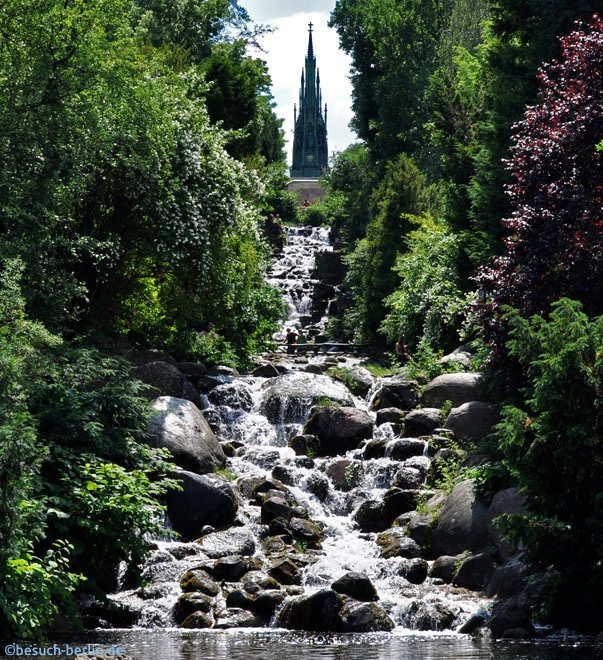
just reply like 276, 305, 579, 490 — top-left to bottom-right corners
290, 23, 328, 178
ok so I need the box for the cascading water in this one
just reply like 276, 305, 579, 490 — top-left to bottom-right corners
103, 225, 488, 635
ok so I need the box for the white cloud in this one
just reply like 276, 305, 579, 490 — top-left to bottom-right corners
240, 3, 357, 165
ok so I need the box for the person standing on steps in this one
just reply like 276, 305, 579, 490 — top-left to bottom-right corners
285, 327, 298, 354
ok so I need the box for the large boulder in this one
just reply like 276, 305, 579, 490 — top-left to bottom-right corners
331, 572, 378, 602
370, 378, 420, 411
147, 397, 226, 474
489, 598, 534, 638
385, 438, 426, 461
404, 408, 443, 436
195, 528, 256, 559
303, 406, 373, 456
453, 552, 496, 590
166, 471, 238, 540
131, 361, 199, 404
431, 479, 490, 557
377, 530, 422, 559
444, 402, 499, 441
277, 589, 343, 631
339, 600, 395, 632
422, 373, 485, 408
330, 366, 375, 396
487, 487, 527, 561
125, 349, 177, 366
261, 373, 354, 424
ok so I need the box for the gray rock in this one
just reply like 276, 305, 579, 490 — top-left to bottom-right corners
252, 363, 280, 378
404, 408, 443, 436
195, 528, 256, 559
177, 362, 208, 379
261, 496, 295, 524
385, 438, 426, 461
261, 373, 354, 424
214, 608, 262, 629
268, 558, 301, 585
180, 569, 220, 596
304, 472, 329, 501
377, 530, 422, 559
488, 487, 527, 561
332, 366, 375, 396
458, 612, 488, 635
375, 407, 406, 428
326, 459, 362, 491
489, 598, 534, 638
277, 589, 344, 631
444, 401, 499, 441
180, 611, 214, 629
208, 382, 253, 411
453, 552, 496, 590
340, 600, 395, 632
147, 397, 226, 474
422, 373, 486, 408
166, 471, 238, 540
430, 555, 463, 583
207, 365, 239, 377
438, 348, 473, 369
431, 479, 490, 557
405, 597, 458, 631
173, 592, 213, 624
370, 378, 420, 411
288, 434, 320, 457
331, 572, 378, 602
354, 501, 388, 533
131, 362, 199, 404
382, 488, 419, 521
398, 558, 429, 585
209, 555, 256, 581
392, 467, 423, 490
304, 406, 373, 456
486, 557, 529, 598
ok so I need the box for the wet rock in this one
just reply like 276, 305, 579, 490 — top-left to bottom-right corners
304, 363, 324, 375
392, 467, 423, 490
395, 511, 432, 549
453, 552, 496, 590
166, 471, 238, 541
271, 465, 295, 485
253, 590, 287, 616
208, 382, 253, 411
331, 572, 378, 602
487, 487, 527, 561
131, 362, 199, 404
214, 608, 262, 629
375, 407, 405, 427
277, 589, 343, 631
340, 600, 395, 633
404, 408, 443, 437
431, 479, 490, 557
176, 362, 208, 379
268, 517, 292, 541
304, 472, 329, 501
173, 592, 213, 624
290, 517, 323, 548
303, 406, 373, 456
252, 363, 280, 378
147, 397, 225, 474
377, 530, 422, 559
195, 528, 256, 559
438, 347, 473, 369
398, 558, 429, 585
486, 557, 530, 598
82, 599, 140, 628
444, 401, 499, 441
268, 557, 301, 585
289, 434, 320, 457
354, 500, 388, 533
326, 459, 362, 491
261, 495, 294, 524
261, 373, 353, 424
180, 569, 220, 596
241, 571, 280, 594
404, 455, 432, 478
422, 373, 485, 408
181, 611, 214, 629
370, 378, 420, 411
262, 536, 289, 556
238, 476, 287, 501
209, 555, 257, 581
363, 438, 388, 459
430, 555, 463, 583
458, 612, 488, 635
382, 488, 419, 521
330, 366, 375, 396
125, 349, 177, 366
489, 598, 534, 638
405, 596, 458, 631
385, 438, 426, 461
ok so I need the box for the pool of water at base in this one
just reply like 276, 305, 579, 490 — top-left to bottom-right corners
23, 630, 602, 660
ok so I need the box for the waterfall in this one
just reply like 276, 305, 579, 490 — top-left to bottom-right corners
100, 226, 488, 634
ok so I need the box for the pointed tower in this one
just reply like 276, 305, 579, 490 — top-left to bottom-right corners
290, 23, 329, 178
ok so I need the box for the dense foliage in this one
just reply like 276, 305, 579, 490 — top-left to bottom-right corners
476, 15, 603, 361
495, 299, 603, 628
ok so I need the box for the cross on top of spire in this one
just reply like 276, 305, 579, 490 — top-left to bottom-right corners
308, 22, 313, 32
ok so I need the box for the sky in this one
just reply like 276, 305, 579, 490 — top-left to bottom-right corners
239, 0, 357, 165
